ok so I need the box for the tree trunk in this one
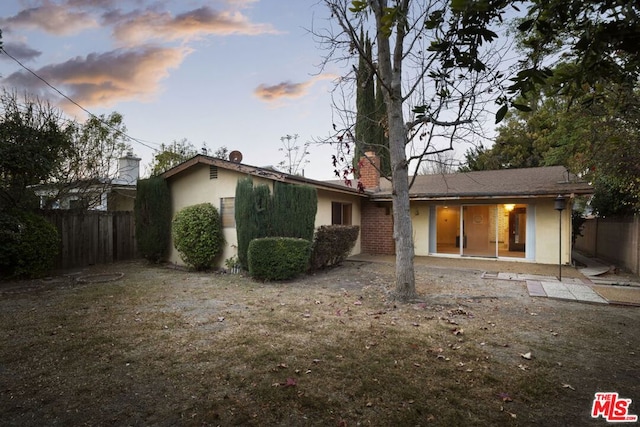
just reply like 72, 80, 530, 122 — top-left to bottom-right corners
387, 97, 417, 301
373, 0, 417, 301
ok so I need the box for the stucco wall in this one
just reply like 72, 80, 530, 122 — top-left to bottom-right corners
412, 202, 430, 256
166, 165, 274, 268
316, 189, 362, 255
166, 165, 363, 268
533, 199, 571, 265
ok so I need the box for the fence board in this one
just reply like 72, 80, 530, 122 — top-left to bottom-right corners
42, 211, 138, 270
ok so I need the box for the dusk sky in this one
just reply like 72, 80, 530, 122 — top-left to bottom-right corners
0, 0, 349, 179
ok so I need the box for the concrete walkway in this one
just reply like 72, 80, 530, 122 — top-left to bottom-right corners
350, 253, 615, 305
482, 271, 609, 304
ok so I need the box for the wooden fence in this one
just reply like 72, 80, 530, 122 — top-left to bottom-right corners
42, 211, 138, 270
574, 215, 640, 275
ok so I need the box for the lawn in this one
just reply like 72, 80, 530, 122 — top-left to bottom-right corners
1, 259, 638, 426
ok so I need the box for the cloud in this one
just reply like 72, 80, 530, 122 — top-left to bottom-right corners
254, 75, 336, 102
105, 6, 278, 45
0, 3, 98, 35
2, 46, 190, 107
0, 42, 42, 62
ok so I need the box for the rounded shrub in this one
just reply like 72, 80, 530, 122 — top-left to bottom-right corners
172, 203, 225, 270
248, 237, 311, 281
0, 210, 60, 279
309, 225, 360, 271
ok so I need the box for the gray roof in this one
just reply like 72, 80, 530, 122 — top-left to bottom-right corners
371, 166, 593, 200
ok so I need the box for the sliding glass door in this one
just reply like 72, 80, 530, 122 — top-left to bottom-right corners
462, 205, 497, 257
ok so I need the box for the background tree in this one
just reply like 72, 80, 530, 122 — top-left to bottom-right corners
0, 90, 74, 210
277, 134, 311, 175
44, 111, 132, 210
148, 139, 200, 176
462, 62, 640, 216
149, 139, 228, 176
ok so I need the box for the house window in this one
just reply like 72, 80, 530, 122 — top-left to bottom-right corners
331, 202, 352, 225
221, 197, 235, 228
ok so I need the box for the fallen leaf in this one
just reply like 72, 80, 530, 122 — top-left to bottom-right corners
284, 378, 297, 387
520, 352, 532, 360
217, 316, 225, 322
562, 384, 576, 391
353, 300, 362, 306
517, 364, 528, 371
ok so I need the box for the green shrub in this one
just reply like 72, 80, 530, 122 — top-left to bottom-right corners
248, 237, 311, 281
0, 210, 60, 279
172, 203, 225, 270
135, 177, 172, 262
309, 225, 360, 271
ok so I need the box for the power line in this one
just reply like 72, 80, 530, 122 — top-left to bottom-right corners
0, 46, 162, 153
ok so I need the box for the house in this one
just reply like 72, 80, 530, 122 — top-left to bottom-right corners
356, 152, 593, 265
162, 152, 593, 268
161, 154, 367, 267
35, 152, 141, 211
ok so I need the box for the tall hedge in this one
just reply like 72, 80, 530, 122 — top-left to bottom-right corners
172, 203, 224, 270
235, 177, 272, 269
235, 179, 318, 271
270, 182, 317, 241
135, 176, 172, 262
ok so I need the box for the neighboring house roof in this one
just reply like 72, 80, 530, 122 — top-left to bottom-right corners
161, 154, 368, 197
370, 166, 593, 201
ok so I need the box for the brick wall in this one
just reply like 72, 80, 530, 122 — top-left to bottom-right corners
361, 200, 395, 255
358, 151, 381, 190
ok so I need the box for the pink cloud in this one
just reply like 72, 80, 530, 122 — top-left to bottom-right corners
0, 3, 98, 35
254, 75, 336, 102
107, 6, 278, 45
2, 46, 190, 107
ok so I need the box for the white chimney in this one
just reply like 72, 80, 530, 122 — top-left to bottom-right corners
118, 152, 141, 185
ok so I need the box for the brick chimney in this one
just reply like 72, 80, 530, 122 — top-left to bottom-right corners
358, 151, 380, 190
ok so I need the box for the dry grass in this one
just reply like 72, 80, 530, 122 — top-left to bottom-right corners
1, 260, 639, 426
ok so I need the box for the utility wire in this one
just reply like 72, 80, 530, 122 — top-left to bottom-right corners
0, 47, 161, 153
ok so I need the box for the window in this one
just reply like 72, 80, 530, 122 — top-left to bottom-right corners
331, 202, 352, 225
220, 197, 235, 228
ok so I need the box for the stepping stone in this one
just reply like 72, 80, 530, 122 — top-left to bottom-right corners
526, 280, 547, 297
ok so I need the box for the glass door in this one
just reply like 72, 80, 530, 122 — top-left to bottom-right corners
462, 205, 497, 257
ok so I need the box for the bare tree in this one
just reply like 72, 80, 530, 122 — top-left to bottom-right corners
278, 134, 311, 176
317, 1, 509, 301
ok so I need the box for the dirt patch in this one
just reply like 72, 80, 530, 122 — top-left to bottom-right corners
1, 259, 638, 426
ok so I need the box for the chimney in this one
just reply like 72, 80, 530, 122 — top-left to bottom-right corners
358, 151, 380, 190
118, 151, 141, 185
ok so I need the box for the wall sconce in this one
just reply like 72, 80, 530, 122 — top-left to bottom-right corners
504, 204, 515, 212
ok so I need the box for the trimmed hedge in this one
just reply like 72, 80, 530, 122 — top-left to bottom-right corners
309, 225, 360, 270
172, 203, 225, 270
247, 237, 311, 281
0, 210, 59, 279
